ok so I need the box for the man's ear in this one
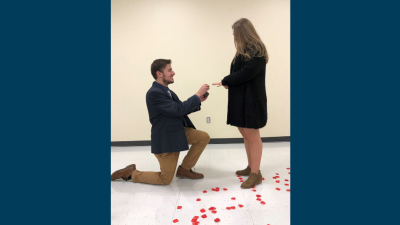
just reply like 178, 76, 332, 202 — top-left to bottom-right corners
156, 71, 163, 78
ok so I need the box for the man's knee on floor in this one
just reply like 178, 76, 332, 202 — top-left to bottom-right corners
161, 176, 174, 185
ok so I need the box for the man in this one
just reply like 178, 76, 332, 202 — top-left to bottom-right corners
111, 59, 210, 185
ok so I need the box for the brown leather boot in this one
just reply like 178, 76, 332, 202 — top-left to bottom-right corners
111, 164, 136, 181
176, 166, 204, 179
236, 165, 251, 175
240, 171, 262, 189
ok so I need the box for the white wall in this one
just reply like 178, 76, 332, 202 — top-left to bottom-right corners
111, 0, 290, 141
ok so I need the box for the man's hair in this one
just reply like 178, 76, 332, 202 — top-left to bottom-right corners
151, 59, 172, 80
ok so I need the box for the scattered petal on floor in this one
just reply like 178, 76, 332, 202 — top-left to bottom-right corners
201, 214, 207, 218
214, 218, 220, 222
276, 188, 281, 191
177, 206, 182, 209
231, 197, 236, 200
238, 204, 244, 208
196, 198, 201, 201
261, 201, 266, 205
256, 195, 261, 197
173, 219, 179, 223
200, 208, 205, 213
223, 188, 228, 191
285, 184, 289, 186
211, 210, 217, 214
203, 190, 207, 193
286, 189, 290, 192
256, 198, 261, 201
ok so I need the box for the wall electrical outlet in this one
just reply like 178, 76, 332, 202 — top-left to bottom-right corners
206, 117, 211, 123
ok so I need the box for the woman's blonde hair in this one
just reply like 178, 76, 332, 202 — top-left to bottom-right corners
232, 18, 268, 64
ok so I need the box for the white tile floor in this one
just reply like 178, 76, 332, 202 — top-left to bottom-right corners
111, 142, 290, 225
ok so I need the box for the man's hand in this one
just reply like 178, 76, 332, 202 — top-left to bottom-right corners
199, 95, 208, 102
212, 80, 228, 89
196, 84, 210, 98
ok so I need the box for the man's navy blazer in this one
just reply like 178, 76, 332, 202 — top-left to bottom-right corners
146, 82, 201, 154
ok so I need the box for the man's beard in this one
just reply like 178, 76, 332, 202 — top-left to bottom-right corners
162, 74, 174, 85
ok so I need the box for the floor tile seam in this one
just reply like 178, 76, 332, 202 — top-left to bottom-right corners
240, 189, 256, 225
169, 179, 183, 225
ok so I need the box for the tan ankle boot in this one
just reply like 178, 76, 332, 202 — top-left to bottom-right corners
240, 171, 262, 189
236, 165, 251, 175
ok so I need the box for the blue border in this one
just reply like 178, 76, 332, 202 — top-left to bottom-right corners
292, 1, 400, 224
1, 1, 110, 224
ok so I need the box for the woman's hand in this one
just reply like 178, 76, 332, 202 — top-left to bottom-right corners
212, 80, 228, 89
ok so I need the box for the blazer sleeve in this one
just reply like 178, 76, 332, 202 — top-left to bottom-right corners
221, 56, 264, 86
148, 90, 200, 117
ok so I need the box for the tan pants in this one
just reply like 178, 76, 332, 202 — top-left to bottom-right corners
131, 127, 210, 185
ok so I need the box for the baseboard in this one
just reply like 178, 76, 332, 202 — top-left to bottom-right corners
111, 136, 290, 146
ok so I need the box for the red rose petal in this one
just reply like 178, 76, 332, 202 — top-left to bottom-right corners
173, 219, 179, 223
276, 188, 281, 191
201, 214, 207, 218
237, 175, 241, 177
240, 180, 244, 182
276, 180, 280, 183
262, 177, 265, 180
226, 207, 231, 210
238, 204, 244, 208
223, 188, 227, 191
231, 206, 235, 209
196, 198, 201, 201
203, 190, 207, 193
286, 189, 290, 192
285, 184, 289, 186
285, 179, 289, 181
272, 177, 276, 179
208, 207, 216, 210
192, 222, 200, 225
256, 198, 261, 201
260, 201, 266, 204
193, 216, 199, 219
211, 210, 217, 214
288, 172, 290, 174
214, 218, 220, 222
252, 189, 256, 192
200, 208, 206, 213
212, 188, 216, 191
231, 197, 236, 200
287, 167, 290, 170
256, 195, 261, 197
216, 187, 219, 189
276, 176, 280, 178
177, 206, 182, 209
276, 173, 279, 175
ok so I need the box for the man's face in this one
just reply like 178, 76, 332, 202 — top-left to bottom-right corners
161, 64, 175, 85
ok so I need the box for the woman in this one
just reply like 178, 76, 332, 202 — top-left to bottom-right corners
213, 18, 268, 189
